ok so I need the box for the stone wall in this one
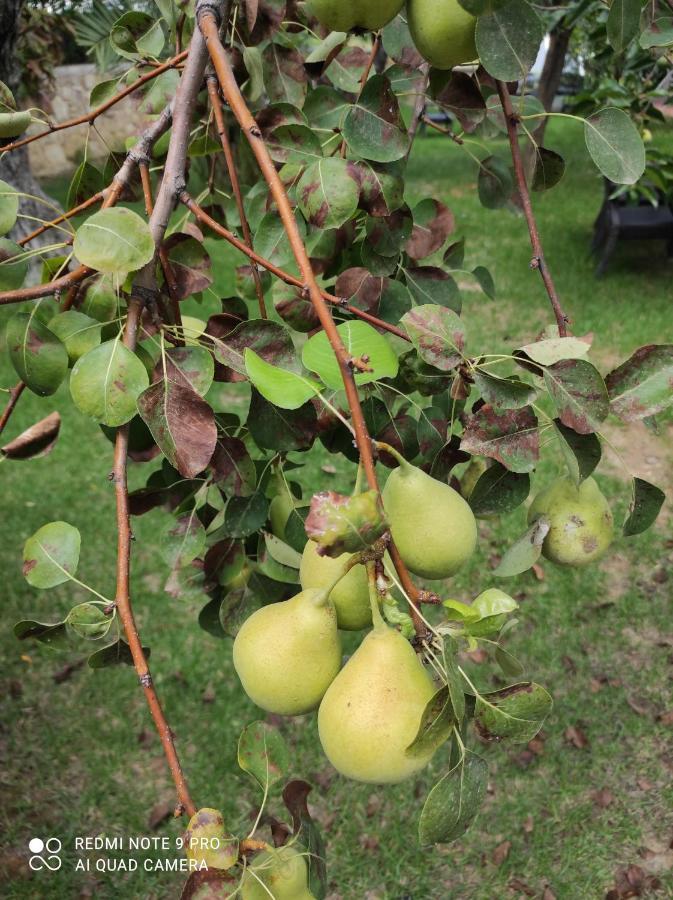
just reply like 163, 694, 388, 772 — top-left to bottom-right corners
28, 64, 151, 178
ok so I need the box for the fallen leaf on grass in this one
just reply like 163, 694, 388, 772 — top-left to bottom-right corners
148, 799, 174, 829
564, 725, 590, 749
606, 863, 661, 898
592, 788, 614, 809
492, 840, 511, 865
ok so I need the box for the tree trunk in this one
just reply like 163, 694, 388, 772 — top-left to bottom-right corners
534, 25, 572, 144
0, 0, 60, 249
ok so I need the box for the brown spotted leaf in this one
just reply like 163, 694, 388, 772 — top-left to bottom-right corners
162, 233, 213, 301
543, 359, 609, 434
462, 404, 539, 473
210, 319, 297, 377
137, 380, 216, 478
262, 44, 307, 108
210, 436, 256, 497
342, 74, 408, 163
406, 199, 455, 260
335, 267, 389, 315
297, 157, 359, 229
401, 304, 465, 372
605, 344, 673, 422
1, 411, 61, 460
305, 489, 388, 557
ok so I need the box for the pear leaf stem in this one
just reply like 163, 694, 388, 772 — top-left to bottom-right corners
366, 561, 386, 631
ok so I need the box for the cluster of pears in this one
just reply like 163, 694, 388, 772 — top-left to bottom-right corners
234, 457, 478, 784
309, 0, 478, 71
528, 475, 614, 567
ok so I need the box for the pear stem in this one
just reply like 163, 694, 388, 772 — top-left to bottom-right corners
366, 561, 386, 631
352, 460, 364, 496
374, 440, 408, 469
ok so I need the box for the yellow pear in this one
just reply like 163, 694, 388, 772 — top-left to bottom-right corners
241, 845, 314, 900
184, 808, 238, 870
318, 619, 437, 783
382, 458, 477, 580
528, 475, 614, 567
233, 589, 341, 715
408, 0, 477, 70
309, 0, 404, 32
299, 541, 371, 631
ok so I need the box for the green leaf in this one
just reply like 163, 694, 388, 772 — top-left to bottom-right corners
238, 721, 290, 791
467, 588, 518, 637
458, 0, 511, 12
473, 371, 536, 410
553, 420, 601, 485
474, 682, 553, 743
247, 390, 317, 452
406, 685, 456, 759
623, 477, 665, 536
6, 311, 68, 396
79, 274, 119, 322
245, 348, 322, 410
494, 518, 550, 577
472, 265, 496, 299
495, 645, 525, 678
584, 107, 646, 186
639, 16, 673, 48
74, 207, 154, 276
475, 1, 544, 81
67, 603, 113, 640
0, 178, 19, 235
88, 638, 148, 668
531, 146, 566, 192
0, 238, 29, 291
70, 339, 149, 426
48, 311, 102, 366
605, 344, 673, 421
264, 532, 302, 569
468, 463, 530, 517
418, 754, 488, 846
224, 493, 270, 538
478, 156, 513, 209
302, 321, 399, 390
606, 0, 641, 52
110, 11, 164, 60
516, 336, 590, 366
161, 513, 206, 569
23, 521, 81, 588
297, 157, 360, 229
14, 618, 69, 648
342, 74, 408, 163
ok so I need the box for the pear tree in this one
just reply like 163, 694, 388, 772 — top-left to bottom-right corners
1, 0, 671, 895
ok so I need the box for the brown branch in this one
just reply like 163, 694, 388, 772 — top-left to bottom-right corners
206, 75, 267, 318
19, 190, 104, 247
422, 115, 464, 145
2, 51, 189, 154
199, 12, 427, 638
496, 81, 569, 337
111, 296, 195, 819
181, 194, 410, 342
0, 382, 26, 437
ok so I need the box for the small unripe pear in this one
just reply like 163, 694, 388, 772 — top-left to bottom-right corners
0, 110, 31, 139
269, 492, 295, 541
408, 0, 477, 70
233, 589, 341, 715
299, 541, 371, 631
309, 0, 404, 31
318, 622, 437, 783
184, 808, 238, 870
382, 458, 477, 580
241, 844, 314, 900
528, 475, 614, 567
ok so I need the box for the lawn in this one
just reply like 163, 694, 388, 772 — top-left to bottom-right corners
1, 119, 672, 900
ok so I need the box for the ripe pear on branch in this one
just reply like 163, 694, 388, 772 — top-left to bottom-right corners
528, 475, 614, 567
309, 0, 404, 32
299, 540, 372, 631
408, 0, 478, 70
318, 564, 437, 783
233, 586, 341, 715
380, 443, 478, 580
241, 844, 315, 899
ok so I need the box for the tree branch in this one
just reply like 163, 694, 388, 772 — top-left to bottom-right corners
206, 75, 267, 318
2, 51, 188, 154
199, 11, 428, 638
0, 381, 26, 437
496, 81, 569, 337
180, 193, 410, 343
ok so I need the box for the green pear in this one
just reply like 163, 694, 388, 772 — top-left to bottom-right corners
318, 620, 437, 783
0, 110, 31, 139
241, 845, 314, 900
408, 0, 477, 70
382, 458, 477, 580
233, 589, 341, 715
184, 808, 238, 870
269, 473, 297, 540
309, 0, 404, 32
528, 475, 614, 567
299, 541, 371, 631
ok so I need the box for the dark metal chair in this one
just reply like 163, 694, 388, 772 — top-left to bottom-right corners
591, 178, 673, 276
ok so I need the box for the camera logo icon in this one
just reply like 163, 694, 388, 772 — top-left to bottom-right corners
28, 838, 62, 872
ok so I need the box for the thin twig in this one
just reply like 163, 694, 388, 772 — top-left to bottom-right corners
181, 194, 410, 342
199, 12, 427, 638
206, 76, 267, 318
340, 33, 380, 159
3, 51, 189, 154
19, 191, 104, 247
0, 382, 26, 437
496, 81, 569, 337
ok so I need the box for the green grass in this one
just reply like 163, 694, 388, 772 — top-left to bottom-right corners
1, 119, 673, 899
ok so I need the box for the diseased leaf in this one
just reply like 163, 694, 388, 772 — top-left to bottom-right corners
553, 419, 601, 485
210, 436, 257, 497
494, 518, 550, 577
406, 199, 455, 261
156, 346, 214, 398
605, 344, 673, 421
516, 336, 591, 366
247, 389, 317, 452
402, 305, 465, 372
406, 685, 456, 758
474, 682, 553, 743
418, 754, 488, 846
160, 513, 206, 569
473, 371, 537, 410
475, 1, 544, 81
23, 521, 81, 589
1, 411, 61, 460
211, 318, 298, 376
74, 207, 154, 275
223, 492, 269, 538
305, 490, 388, 557
297, 157, 360, 229
238, 721, 290, 790
544, 359, 609, 435
462, 405, 539, 473
584, 107, 646, 186
342, 74, 408, 163
469, 463, 530, 517
70, 340, 149, 426
137, 380, 217, 478
282, 781, 328, 900
6, 312, 68, 397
